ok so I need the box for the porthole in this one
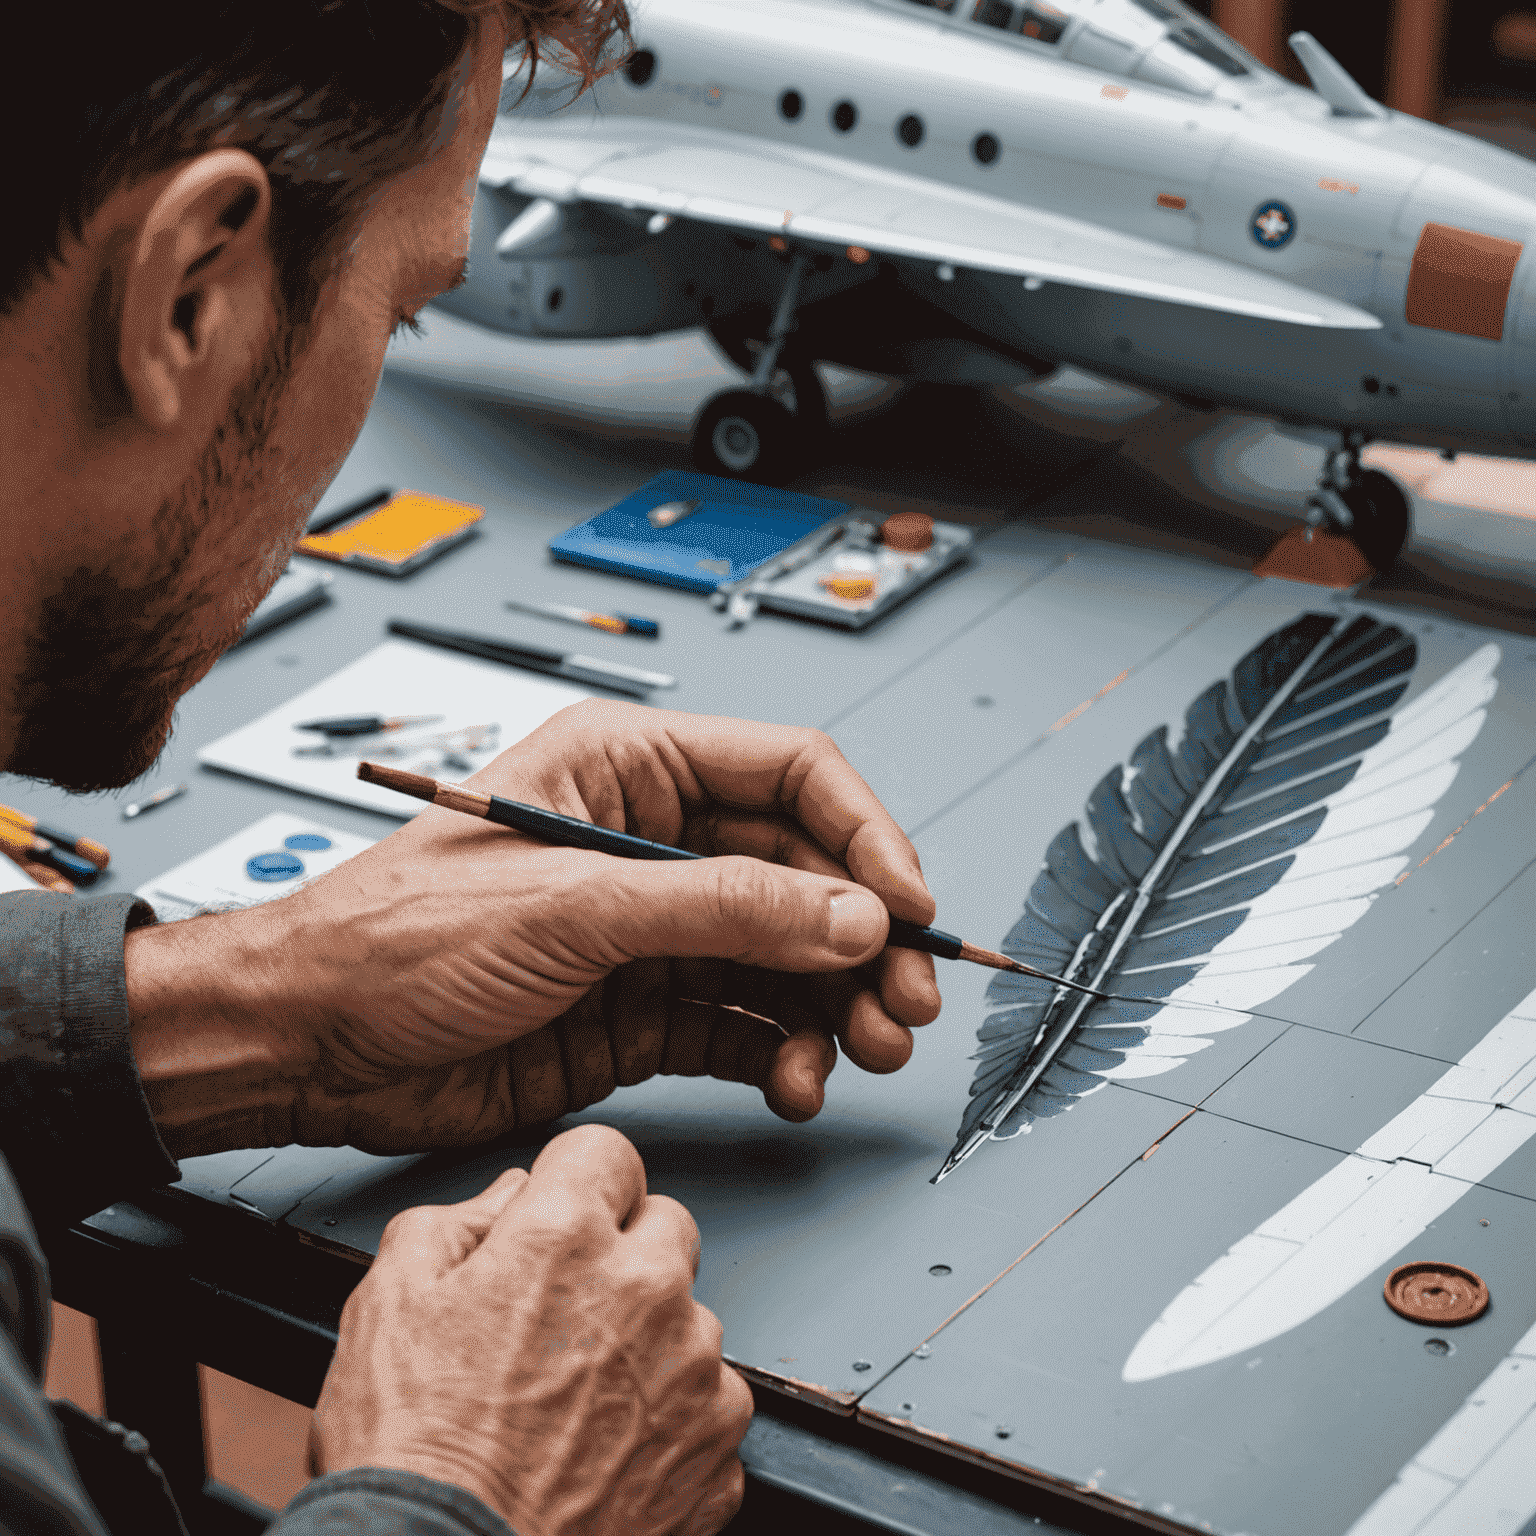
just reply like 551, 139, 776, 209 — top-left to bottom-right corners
546, 288, 564, 312
779, 88, 803, 121
832, 99, 858, 133
972, 132, 1000, 166
625, 49, 656, 86
897, 114, 924, 147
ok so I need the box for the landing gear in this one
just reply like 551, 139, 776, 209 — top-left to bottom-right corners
1305, 431, 1411, 572
695, 391, 798, 483
693, 253, 821, 483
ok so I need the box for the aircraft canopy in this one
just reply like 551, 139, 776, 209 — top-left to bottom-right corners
897, 0, 1259, 98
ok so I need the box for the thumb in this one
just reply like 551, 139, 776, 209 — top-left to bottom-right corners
597, 854, 889, 971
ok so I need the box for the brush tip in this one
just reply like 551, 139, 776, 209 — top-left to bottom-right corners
356, 761, 436, 799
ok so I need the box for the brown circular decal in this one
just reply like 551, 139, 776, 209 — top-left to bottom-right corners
1384, 1262, 1490, 1326
880, 513, 935, 552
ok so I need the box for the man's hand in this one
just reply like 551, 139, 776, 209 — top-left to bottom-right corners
126, 702, 941, 1156
311, 1125, 753, 1536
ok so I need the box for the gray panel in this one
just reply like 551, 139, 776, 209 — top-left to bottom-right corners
1352, 859, 1536, 1062
1202, 1025, 1452, 1154
172, 1148, 276, 1206
290, 1075, 1191, 1406
910, 595, 1536, 1161
225, 1144, 414, 1222
829, 547, 1248, 830
1267, 623, 1536, 1038
1475, 1132, 1536, 1204
737, 1411, 1068, 1536
859, 1112, 1536, 1536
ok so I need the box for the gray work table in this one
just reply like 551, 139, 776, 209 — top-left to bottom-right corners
8, 358, 1536, 1536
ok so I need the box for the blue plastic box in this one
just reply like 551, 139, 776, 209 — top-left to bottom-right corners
548, 472, 850, 594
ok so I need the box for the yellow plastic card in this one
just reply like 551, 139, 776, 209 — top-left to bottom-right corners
298, 490, 484, 576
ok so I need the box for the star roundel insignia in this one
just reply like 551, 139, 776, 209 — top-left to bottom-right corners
1251, 200, 1296, 249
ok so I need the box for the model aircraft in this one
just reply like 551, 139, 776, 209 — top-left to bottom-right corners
435, 0, 1536, 570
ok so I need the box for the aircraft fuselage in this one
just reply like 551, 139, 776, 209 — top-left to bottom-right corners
452, 0, 1536, 457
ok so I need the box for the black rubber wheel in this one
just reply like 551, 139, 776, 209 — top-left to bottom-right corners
1343, 469, 1411, 572
705, 320, 829, 438
692, 391, 798, 483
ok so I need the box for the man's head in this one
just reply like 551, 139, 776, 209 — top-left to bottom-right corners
0, 1, 626, 791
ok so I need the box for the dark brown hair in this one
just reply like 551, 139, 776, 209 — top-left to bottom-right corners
4, 0, 629, 324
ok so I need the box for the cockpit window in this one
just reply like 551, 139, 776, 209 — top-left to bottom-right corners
1165, 24, 1247, 74
953, 0, 1259, 95
1129, 0, 1248, 73
971, 0, 1068, 43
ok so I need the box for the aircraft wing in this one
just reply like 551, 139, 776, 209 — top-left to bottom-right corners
482, 118, 1382, 331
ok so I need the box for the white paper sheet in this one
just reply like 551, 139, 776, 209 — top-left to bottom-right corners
136, 812, 377, 922
0, 858, 41, 894
198, 639, 594, 817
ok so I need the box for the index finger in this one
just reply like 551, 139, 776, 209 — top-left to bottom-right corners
659, 714, 936, 926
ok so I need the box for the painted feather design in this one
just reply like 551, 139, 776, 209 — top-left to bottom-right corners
940, 612, 1500, 1179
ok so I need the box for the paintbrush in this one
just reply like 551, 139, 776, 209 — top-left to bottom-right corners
356, 761, 1129, 1000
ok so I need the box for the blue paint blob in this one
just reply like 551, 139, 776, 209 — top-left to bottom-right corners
284, 833, 333, 851
246, 851, 305, 882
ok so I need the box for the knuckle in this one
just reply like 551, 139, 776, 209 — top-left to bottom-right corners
521, 1191, 611, 1251
712, 855, 782, 925
721, 1368, 755, 1437
550, 1121, 643, 1176
695, 1301, 727, 1358
377, 1204, 441, 1254
651, 1192, 702, 1254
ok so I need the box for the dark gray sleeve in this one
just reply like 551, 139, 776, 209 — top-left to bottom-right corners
274, 1469, 517, 1536
0, 1155, 111, 1536
0, 891, 179, 1228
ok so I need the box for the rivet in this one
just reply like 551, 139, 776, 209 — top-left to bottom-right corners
852, 1359, 873, 1372
995, 1424, 1013, 1439
930, 1264, 953, 1276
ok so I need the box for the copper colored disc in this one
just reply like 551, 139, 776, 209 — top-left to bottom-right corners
1383, 1262, 1489, 1326
880, 513, 934, 552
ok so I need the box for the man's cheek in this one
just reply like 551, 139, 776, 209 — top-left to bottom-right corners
274, 346, 383, 511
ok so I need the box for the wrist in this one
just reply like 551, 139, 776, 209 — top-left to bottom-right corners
125, 902, 318, 1158
325, 1451, 509, 1529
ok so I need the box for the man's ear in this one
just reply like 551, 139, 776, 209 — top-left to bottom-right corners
117, 149, 273, 431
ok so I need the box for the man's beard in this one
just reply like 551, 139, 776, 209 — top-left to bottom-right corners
8, 334, 295, 793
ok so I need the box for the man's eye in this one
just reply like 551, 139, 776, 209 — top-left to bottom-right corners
392, 311, 426, 339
